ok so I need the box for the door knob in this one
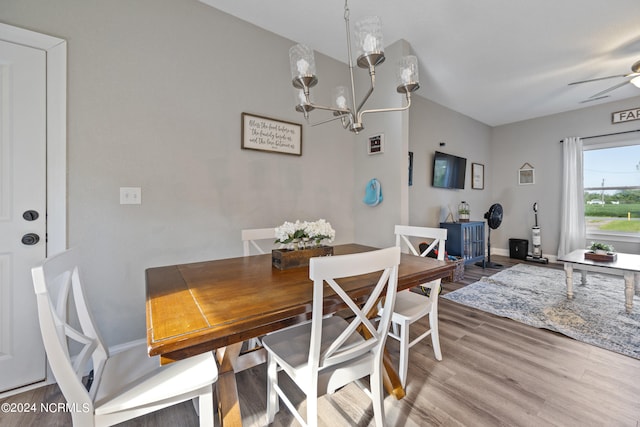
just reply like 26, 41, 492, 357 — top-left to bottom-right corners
21, 233, 40, 245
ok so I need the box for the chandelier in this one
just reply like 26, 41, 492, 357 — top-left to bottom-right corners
288, 0, 420, 134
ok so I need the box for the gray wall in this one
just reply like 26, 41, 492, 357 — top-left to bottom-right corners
491, 96, 640, 257
409, 96, 492, 227
354, 39, 412, 249
410, 94, 640, 259
3, 0, 363, 345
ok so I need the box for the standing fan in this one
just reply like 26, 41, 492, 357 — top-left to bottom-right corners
475, 203, 503, 268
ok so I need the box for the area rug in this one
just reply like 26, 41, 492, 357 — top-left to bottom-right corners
442, 263, 640, 359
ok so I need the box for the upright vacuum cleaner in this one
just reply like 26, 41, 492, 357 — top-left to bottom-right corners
525, 202, 549, 264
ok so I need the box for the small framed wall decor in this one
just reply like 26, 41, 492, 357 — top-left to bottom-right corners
471, 162, 484, 189
367, 133, 384, 154
408, 151, 414, 186
241, 112, 302, 156
518, 162, 535, 185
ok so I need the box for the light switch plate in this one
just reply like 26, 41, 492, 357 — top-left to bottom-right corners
120, 187, 141, 204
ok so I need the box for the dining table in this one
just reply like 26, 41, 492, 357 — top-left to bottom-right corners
146, 243, 454, 427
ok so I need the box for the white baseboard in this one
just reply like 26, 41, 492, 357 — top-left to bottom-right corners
0, 378, 54, 399
0, 338, 147, 399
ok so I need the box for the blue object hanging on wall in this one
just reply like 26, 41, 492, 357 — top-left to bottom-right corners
363, 178, 383, 206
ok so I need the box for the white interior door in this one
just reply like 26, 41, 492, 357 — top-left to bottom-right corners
0, 39, 47, 392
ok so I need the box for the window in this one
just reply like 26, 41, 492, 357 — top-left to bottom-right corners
583, 141, 640, 240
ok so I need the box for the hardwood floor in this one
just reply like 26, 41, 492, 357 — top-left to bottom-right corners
2, 256, 639, 426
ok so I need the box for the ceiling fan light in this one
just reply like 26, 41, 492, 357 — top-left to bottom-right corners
631, 75, 640, 88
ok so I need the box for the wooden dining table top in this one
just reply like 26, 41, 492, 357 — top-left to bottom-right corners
146, 243, 454, 364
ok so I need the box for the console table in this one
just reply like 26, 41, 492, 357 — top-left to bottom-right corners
440, 221, 485, 265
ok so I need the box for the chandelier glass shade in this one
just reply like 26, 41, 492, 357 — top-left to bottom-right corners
288, 1, 420, 134
353, 16, 385, 68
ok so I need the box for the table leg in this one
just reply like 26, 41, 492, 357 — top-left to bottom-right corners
635, 273, 640, 297
358, 314, 406, 400
624, 272, 634, 314
382, 349, 405, 400
580, 270, 587, 286
215, 343, 244, 427
564, 263, 573, 299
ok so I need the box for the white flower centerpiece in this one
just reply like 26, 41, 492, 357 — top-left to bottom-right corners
275, 219, 335, 250
272, 219, 335, 270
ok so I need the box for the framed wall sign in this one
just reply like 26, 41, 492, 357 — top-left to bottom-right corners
367, 133, 384, 154
612, 107, 640, 124
241, 113, 302, 156
518, 162, 535, 185
472, 162, 484, 189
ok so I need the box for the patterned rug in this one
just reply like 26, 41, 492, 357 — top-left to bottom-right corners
442, 263, 640, 359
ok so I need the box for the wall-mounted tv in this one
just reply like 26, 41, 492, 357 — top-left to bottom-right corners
432, 151, 467, 189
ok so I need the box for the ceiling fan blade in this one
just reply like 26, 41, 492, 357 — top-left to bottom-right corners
589, 80, 630, 98
568, 74, 626, 85
579, 95, 610, 104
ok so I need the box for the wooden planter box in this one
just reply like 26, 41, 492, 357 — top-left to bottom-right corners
272, 246, 334, 270
584, 251, 617, 262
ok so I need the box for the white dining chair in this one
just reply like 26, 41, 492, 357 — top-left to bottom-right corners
241, 227, 277, 255
379, 225, 447, 389
31, 248, 218, 427
241, 227, 278, 349
262, 246, 401, 427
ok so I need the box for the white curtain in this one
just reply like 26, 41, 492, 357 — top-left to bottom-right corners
557, 137, 585, 257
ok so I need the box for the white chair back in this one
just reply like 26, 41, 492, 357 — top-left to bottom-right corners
264, 247, 401, 427
388, 225, 448, 387
31, 248, 108, 410
32, 249, 218, 427
395, 224, 447, 260
241, 227, 277, 255
308, 246, 400, 376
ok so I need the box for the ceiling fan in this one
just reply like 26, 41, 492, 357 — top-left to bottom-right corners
569, 59, 640, 102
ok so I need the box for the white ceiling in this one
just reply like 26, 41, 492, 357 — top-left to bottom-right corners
201, 0, 640, 127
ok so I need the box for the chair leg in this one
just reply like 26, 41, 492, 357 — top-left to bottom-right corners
307, 387, 319, 427
266, 354, 278, 423
198, 386, 215, 427
398, 319, 410, 388
392, 321, 400, 337
370, 359, 386, 427
430, 308, 442, 361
